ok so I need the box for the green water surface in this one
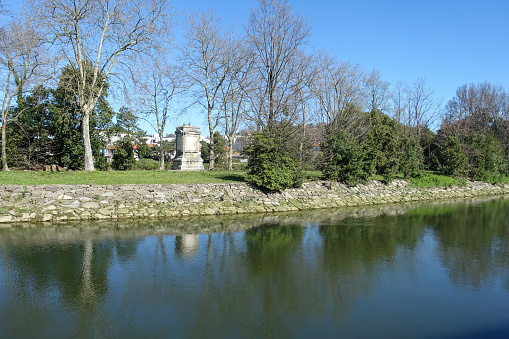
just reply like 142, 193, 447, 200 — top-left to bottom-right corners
1, 198, 508, 338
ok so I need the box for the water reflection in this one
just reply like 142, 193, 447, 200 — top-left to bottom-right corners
1, 197, 509, 338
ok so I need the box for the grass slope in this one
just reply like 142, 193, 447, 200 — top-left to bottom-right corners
0, 170, 247, 185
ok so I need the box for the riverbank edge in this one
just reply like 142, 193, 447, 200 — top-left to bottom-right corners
0, 180, 508, 226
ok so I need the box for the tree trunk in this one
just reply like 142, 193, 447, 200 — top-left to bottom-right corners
227, 137, 233, 170
159, 130, 165, 170
208, 128, 215, 171
1, 119, 9, 171
82, 107, 95, 171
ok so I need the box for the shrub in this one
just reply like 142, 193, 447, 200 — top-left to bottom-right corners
400, 137, 424, 178
112, 138, 135, 171
432, 135, 468, 177
321, 129, 372, 186
244, 128, 302, 192
469, 134, 508, 181
94, 153, 110, 171
136, 158, 160, 170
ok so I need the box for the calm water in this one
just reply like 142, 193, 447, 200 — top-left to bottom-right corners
1, 198, 509, 338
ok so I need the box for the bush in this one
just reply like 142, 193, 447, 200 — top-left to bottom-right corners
112, 138, 135, 171
469, 134, 508, 181
94, 153, 110, 171
432, 135, 468, 177
321, 129, 372, 186
136, 158, 160, 170
400, 137, 424, 178
244, 128, 302, 192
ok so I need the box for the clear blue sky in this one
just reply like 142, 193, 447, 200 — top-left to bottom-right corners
5, 0, 509, 136
172, 0, 509, 135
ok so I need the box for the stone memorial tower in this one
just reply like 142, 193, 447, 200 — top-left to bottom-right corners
171, 125, 204, 171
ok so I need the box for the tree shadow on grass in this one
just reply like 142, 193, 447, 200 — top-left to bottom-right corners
215, 174, 246, 182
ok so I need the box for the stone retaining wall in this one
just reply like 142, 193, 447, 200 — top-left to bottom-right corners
1, 180, 508, 225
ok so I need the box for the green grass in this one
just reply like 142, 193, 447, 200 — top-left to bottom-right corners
0, 170, 247, 185
409, 173, 466, 188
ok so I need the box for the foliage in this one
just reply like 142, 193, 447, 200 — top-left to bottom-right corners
400, 136, 424, 178
152, 140, 176, 163
94, 153, 110, 171
5, 86, 52, 169
367, 109, 423, 182
136, 158, 160, 170
200, 140, 209, 162
136, 143, 152, 159
212, 131, 227, 167
430, 131, 508, 181
468, 133, 508, 181
431, 135, 468, 177
245, 128, 303, 192
320, 128, 371, 186
115, 107, 142, 135
112, 138, 135, 171
367, 109, 402, 182
5, 65, 116, 170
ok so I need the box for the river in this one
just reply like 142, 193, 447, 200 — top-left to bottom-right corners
1, 197, 508, 338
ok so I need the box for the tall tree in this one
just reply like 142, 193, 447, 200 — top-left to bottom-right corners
31, 0, 172, 171
245, 0, 310, 131
49, 64, 115, 170
181, 9, 232, 170
309, 52, 367, 137
364, 68, 390, 113
443, 82, 509, 137
391, 81, 406, 125
219, 38, 253, 170
132, 57, 184, 170
404, 77, 441, 136
0, 18, 46, 171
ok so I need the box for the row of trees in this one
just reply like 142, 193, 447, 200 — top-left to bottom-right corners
0, 0, 443, 171
1, 0, 509, 190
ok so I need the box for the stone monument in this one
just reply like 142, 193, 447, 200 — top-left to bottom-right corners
171, 125, 204, 171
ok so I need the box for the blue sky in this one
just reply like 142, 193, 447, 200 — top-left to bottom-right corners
171, 0, 509, 135
5, 0, 509, 136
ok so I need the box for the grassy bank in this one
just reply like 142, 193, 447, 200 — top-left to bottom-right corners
0, 170, 247, 185
1, 169, 504, 188
0, 170, 326, 186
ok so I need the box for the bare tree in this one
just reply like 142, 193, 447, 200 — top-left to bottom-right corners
0, 19, 46, 171
443, 82, 509, 136
405, 77, 441, 136
219, 39, 253, 170
245, 0, 310, 131
132, 57, 185, 170
308, 52, 367, 136
30, 0, 172, 171
180, 9, 232, 170
364, 68, 390, 113
390, 81, 407, 125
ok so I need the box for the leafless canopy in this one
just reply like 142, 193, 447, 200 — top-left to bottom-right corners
309, 53, 366, 124
245, 0, 310, 131
180, 9, 232, 170
443, 82, 509, 136
132, 56, 185, 170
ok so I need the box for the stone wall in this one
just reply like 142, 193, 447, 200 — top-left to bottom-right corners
1, 180, 508, 225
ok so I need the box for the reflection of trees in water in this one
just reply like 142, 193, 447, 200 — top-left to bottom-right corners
316, 213, 426, 318
0, 235, 141, 337
430, 199, 509, 290
1, 198, 508, 336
